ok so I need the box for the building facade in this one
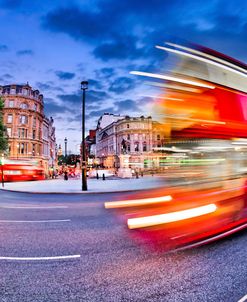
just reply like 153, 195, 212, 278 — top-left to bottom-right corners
96, 114, 167, 169
0, 84, 56, 174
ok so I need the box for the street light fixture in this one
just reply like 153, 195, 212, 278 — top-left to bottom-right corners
64, 137, 68, 157
81, 80, 88, 191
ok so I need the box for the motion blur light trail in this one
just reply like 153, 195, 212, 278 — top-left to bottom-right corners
127, 204, 217, 229
105, 40, 247, 251
104, 195, 172, 209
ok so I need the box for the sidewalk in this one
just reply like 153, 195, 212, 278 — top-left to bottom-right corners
0, 176, 166, 194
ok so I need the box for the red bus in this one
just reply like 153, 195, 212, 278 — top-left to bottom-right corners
0, 160, 45, 182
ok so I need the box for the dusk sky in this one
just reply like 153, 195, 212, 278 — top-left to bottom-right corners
0, 0, 246, 153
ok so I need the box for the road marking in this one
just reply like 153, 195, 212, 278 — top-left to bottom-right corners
0, 219, 71, 223
0, 255, 81, 261
238, 294, 247, 302
0, 205, 68, 209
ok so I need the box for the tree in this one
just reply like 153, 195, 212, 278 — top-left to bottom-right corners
0, 96, 8, 154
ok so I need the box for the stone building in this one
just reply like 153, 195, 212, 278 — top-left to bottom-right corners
96, 113, 167, 169
0, 83, 56, 174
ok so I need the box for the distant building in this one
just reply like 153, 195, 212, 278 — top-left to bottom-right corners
95, 113, 167, 169
0, 83, 57, 174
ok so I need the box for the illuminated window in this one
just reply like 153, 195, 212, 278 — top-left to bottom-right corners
134, 142, 139, 152
7, 114, 13, 123
20, 143, 27, 154
9, 100, 14, 107
19, 115, 28, 124
7, 128, 12, 137
20, 103, 28, 109
10, 88, 16, 94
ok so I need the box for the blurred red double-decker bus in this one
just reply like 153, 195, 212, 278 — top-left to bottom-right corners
0, 160, 45, 182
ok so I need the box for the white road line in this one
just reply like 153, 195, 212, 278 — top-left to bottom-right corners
238, 294, 247, 302
0, 219, 71, 223
0, 255, 81, 261
0, 206, 68, 209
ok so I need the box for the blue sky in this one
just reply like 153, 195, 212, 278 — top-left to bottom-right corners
0, 0, 247, 152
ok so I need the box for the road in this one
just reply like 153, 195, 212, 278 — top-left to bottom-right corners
0, 190, 247, 302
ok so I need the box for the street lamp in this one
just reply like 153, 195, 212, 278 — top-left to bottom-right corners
64, 137, 68, 157
81, 80, 88, 191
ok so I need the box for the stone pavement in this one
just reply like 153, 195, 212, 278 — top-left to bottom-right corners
0, 175, 166, 193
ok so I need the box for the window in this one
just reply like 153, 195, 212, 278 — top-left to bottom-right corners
33, 117, 36, 127
157, 134, 160, 140
18, 143, 27, 154
10, 88, 16, 95
134, 142, 139, 152
127, 134, 130, 140
18, 128, 27, 138
32, 144, 36, 156
19, 115, 28, 124
143, 142, 147, 152
20, 103, 28, 109
127, 143, 130, 152
127, 124, 130, 128
33, 104, 37, 111
7, 114, 13, 123
7, 128, 12, 137
9, 100, 14, 107
33, 130, 36, 139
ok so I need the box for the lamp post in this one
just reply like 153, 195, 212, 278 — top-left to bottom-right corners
81, 80, 88, 191
64, 137, 68, 157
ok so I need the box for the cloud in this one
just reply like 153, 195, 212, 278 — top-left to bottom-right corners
1, 73, 13, 79
88, 79, 103, 90
36, 81, 64, 92
114, 99, 139, 112
16, 49, 34, 56
44, 98, 68, 115
109, 77, 136, 94
57, 93, 80, 104
88, 107, 115, 118
0, 44, 8, 52
55, 71, 75, 80
93, 35, 142, 61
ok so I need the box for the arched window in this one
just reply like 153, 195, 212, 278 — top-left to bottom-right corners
20, 103, 28, 109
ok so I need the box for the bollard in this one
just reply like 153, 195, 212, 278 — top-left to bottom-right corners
96, 173, 99, 179
102, 173, 105, 180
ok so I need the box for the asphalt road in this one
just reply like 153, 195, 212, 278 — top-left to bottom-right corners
0, 190, 247, 302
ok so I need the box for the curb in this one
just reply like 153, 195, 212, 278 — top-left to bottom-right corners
0, 187, 159, 195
